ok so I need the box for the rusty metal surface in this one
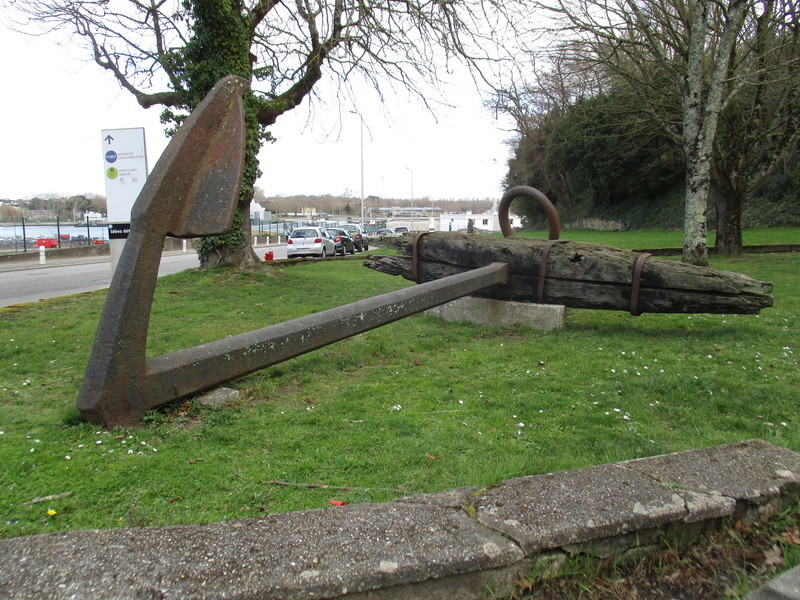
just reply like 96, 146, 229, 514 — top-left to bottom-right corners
411, 232, 432, 283
629, 253, 653, 316
83, 258, 507, 426
145, 263, 509, 404
499, 186, 563, 303
536, 239, 568, 303
498, 186, 561, 240
77, 76, 249, 427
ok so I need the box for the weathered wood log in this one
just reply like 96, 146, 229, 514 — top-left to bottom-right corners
364, 233, 773, 314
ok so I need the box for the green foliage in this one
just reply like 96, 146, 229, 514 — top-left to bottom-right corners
504, 129, 552, 194
0, 204, 22, 222
180, 0, 252, 99
544, 94, 683, 207
744, 157, 800, 227
594, 186, 686, 230
506, 93, 684, 228
505, 88, 798, 231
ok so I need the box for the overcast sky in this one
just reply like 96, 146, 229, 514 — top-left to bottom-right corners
0, 24, 515, 203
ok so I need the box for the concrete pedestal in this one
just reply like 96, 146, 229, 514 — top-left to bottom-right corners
426, 296, 566, 330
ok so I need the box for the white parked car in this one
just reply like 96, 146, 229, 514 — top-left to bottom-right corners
286, 227, 336, 258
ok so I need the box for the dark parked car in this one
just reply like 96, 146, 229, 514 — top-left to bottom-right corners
340, 224, 369, 252
326, 228, 356, 256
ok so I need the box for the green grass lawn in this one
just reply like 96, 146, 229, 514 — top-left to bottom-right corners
515, 226, 800, 248
1, 232, 798, 541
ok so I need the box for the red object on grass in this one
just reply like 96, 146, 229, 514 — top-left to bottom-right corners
328, 500, 347, 506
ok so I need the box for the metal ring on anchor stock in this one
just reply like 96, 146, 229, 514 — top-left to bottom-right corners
536, 238, 565, 303
498, 186, 561, 240
411, 232, 432, 283
630, 253, 653, 316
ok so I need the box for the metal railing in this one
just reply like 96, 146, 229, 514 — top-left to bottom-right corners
0, 216, 110, 254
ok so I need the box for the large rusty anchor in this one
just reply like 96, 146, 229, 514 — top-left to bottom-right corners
77, 76, 511, 427
79, 77, 771, 428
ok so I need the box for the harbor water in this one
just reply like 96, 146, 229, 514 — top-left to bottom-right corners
0, 223, 110, 251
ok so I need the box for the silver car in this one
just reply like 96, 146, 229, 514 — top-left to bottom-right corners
286, 227, 336, 258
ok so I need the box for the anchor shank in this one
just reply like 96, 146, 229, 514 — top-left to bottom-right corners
145, 262, 509, 402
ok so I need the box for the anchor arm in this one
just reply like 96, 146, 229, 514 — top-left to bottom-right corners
145, 263, 510, 404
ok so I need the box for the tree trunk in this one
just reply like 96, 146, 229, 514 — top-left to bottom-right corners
199, 207, 258, 269
187, 1, 260, 269
712, 168, 744, 257
683, 162, 710, 266
681, 0, 711, 266
680, 0, 748, 267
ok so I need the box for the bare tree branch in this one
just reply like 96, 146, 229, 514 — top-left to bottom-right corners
3, 0, 534, 265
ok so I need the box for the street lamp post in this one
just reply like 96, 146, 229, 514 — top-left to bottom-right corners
349, 111, 366, 228
405, 167, 414, 232
359, 117, 365, 228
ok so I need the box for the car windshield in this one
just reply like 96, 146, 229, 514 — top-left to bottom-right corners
291, 229, 317, 238
342, 225, 356, 232
326, 229, 340, 237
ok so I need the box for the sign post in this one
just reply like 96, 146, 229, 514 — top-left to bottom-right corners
101, 128, 148, 273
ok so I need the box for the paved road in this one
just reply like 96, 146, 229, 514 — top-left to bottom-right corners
0, 252, 207, 308
0, 244, 303, 308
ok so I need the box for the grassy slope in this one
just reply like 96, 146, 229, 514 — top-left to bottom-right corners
514, 226, 800, 248
0, 233, 797, 540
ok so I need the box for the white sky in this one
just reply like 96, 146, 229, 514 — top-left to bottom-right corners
0, 25, 515, 203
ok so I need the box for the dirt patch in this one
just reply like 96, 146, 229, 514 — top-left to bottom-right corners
512, 507, 800, 599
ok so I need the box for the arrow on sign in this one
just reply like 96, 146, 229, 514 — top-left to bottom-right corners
104, 135, 114, 144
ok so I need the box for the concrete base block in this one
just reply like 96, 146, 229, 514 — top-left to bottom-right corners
426, 296, 565, 330
196, 387, 240, 407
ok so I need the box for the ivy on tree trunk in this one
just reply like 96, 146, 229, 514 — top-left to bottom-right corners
176, 0, 263, 268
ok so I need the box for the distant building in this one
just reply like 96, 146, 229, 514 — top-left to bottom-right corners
387, 209, 522, 233
82, 211, 107, 224
438, 211, 522, 232
250, 200, 264, 221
